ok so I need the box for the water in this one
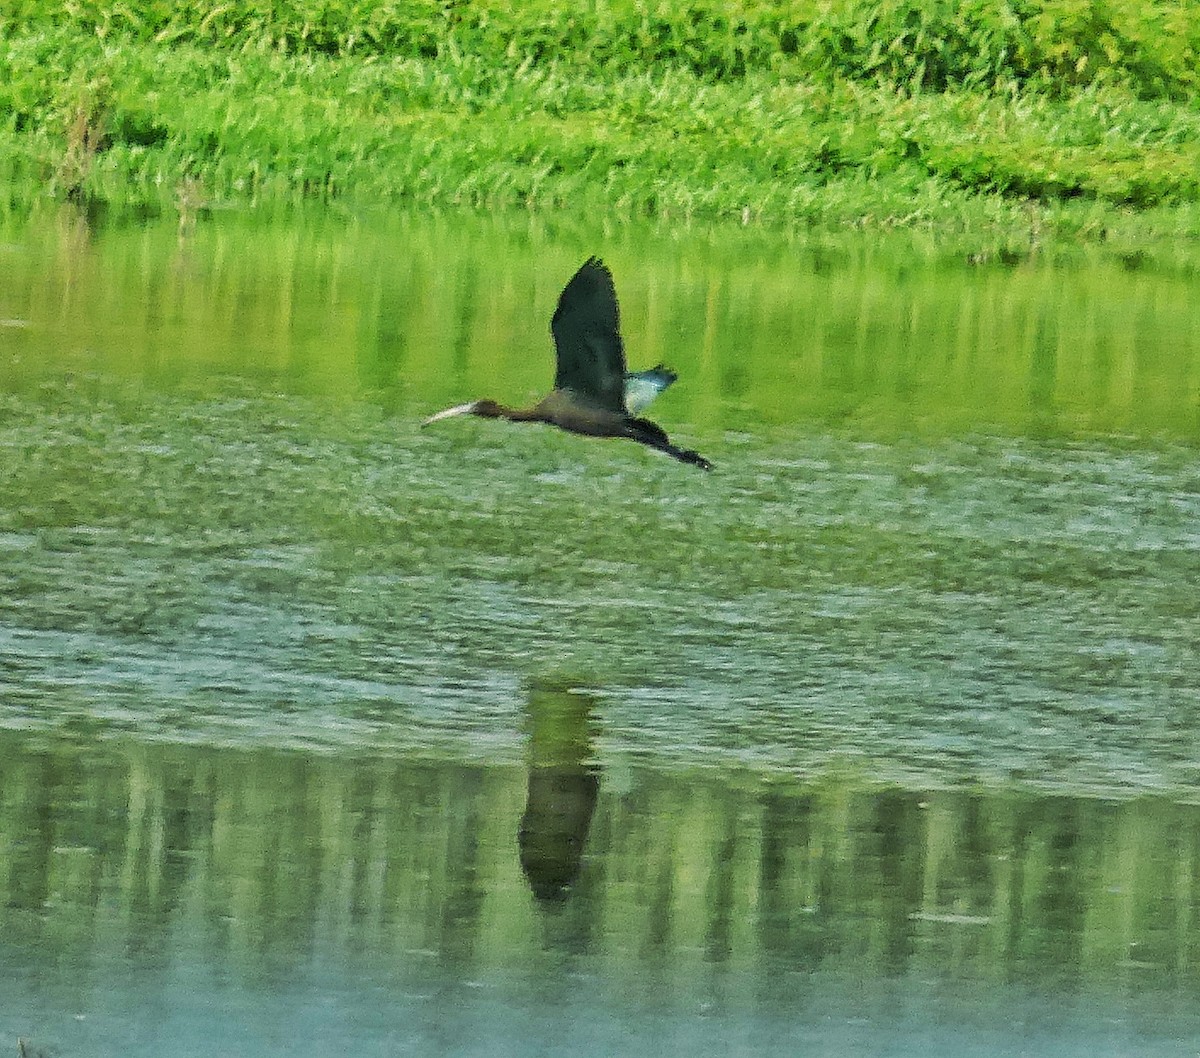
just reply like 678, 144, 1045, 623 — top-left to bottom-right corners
2, 203, 1199, 1055
3, 724, 1199, 1057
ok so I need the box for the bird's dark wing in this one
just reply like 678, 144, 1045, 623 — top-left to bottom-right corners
550, 257, 627, 414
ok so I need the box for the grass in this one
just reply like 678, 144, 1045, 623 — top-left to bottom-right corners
2, 1, 1199, 236
9, 0, 1200, 95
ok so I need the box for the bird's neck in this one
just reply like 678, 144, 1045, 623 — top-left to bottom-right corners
496, 404, 543, 423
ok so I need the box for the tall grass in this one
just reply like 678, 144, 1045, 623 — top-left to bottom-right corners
9, 0, 1199, 95
2, 1, 1198, 224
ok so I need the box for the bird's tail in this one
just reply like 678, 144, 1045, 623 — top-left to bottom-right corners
623, 364, 678, 414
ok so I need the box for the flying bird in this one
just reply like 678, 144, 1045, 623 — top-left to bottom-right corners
423, 257, 712, 470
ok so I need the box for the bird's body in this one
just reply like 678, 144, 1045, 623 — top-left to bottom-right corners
422, 258, 711, 470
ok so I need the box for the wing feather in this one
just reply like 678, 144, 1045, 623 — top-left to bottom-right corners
550, 257, 627, 414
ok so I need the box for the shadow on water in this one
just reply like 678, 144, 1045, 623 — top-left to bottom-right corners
518, 680, 600, 904
2, 723, 1200, 1056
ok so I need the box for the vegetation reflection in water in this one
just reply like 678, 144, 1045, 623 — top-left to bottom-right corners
2, 713, 1200, 1056
2, 204, 1199, 438
1, 206, 1199, 794
2, 205, 1200, 1052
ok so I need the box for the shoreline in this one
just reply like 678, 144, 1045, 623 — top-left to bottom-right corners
2, 8, 1198, 246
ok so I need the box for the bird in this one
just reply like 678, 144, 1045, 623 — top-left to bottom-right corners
422, 257, 713, 470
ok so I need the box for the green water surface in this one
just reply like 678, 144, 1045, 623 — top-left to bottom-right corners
1, 204, 1199, 1055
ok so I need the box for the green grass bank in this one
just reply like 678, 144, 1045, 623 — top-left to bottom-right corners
2, 1, 1200, 238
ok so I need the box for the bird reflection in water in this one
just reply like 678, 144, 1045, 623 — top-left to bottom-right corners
423, 257, 712, 470
518, 681, 601, 903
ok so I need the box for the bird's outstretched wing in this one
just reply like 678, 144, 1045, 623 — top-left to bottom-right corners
550, 257, 627, 414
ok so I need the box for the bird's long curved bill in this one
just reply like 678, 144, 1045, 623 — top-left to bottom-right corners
422, 402, 479, 426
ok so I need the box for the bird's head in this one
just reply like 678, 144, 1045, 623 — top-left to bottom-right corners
470, 399, 505, 418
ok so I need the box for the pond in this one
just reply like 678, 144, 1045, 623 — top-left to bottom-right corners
3, 722, 1200, 1057
1, 204, 1199, 1056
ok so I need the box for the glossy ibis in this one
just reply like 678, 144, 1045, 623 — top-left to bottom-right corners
422, 257, 712, 470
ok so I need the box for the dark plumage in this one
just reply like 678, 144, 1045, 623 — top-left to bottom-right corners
423, 257, 712, 471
